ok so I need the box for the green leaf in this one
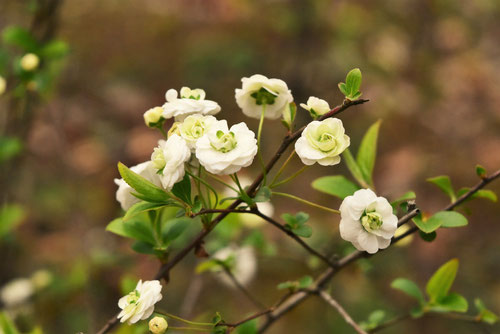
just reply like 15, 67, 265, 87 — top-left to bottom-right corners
360, 310, 386, 330
118, 162, 170, 203
236, 319, 257, 334
196, 259, 220, 274
131, 240, 156, 254
39, 40, 69, 59
456, 188, 497, 203
475, 165, 486, 179
475, 298, 499, 325
432, 293, 468, 313
346, 68, 362, 96
277, 281, 297, 290
119, 275, 138, 295
427, 176, 456, 202
391, 278, 426, 304
162, 217, 191, 245
171, 174, 192, 204
254, 186, 272, 202
419, 230, 437, 242
412, 214, 441, 233
356, 120, 381, 187
426, 258, 459, 302
298, 275, 313, 289
312, 175, 360, 199
0, 312, 20, 334
391, 191, 416, 207
106, 217, 156, 244
293, 224, 312, 238
436, 211, 468, 228
0, 204, 25, 238
342, 149, 369, 188
0, 137, 23, 163
2, 26, 38, 52
124, 201, 167, 221
338, 82, 349, 97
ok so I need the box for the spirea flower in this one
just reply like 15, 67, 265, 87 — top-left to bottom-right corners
118, 280, 162, 324
115, 161, 162, 211
295, 118, 350, 166
235, 74, 293, 120
0, 278, 34, 307
149, 316, 168, 334
213, 245, 257, 287
162, 87, 221, 121
195, 120, 257, 175
20, 53, 40, 71
144, 107, 164, 127
0, 76, 6, 95
178, 114, 217, 151
151, 135, 191, 190
339, 189, 398, 254
300, 96, 331, 118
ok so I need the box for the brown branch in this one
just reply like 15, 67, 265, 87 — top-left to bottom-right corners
258, 169, 500, 332
222, 267, 267, 311
317, 290, 368, 334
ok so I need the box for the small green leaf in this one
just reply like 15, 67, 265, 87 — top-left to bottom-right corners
412, 214, 441, 233
0, 137, 23, 163
124, 201, 167, 221
0, 312, 21, 334
2, 26, 38, 51
436, 211, 468, 228
346, 68, 362, 95
391, 191, 416, 207
426, 258, 459, 302
475, 165, 486, 179
338, 82, 349, 97
312, 175, 360, 199
419, 230, 437, 242
456, 188, 497, 203
162, 217, 191, 245
118, 162, 170, 203
410, 306, 425, 318
171, 174, 192, 204
0, 204, 25, 238
106, 217, 156, 244
298, 275, 313, 289
342, 149, 369, 188
391, 278, 426, 304
293, 224, 312, 238
236, 319, 257, 334
295, 212, 309, 225
277, 281, 297, 290
432, 293, 468, 313
427, 176, 456, 202
131, 240, 156, 254
356, 120, 381, 187
360, 310, 386, 330
475, 298, 499, 325
212, 312, 223, 325
254, 186, 272, 202
39, 40, 69, 59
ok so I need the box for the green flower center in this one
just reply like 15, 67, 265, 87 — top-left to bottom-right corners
190, 121, 205, 138
152, 147, 166, 172
361, 210, 383, 232
126, 290, 140, 305
250, 87, 277, 105
211, 131, 237, 153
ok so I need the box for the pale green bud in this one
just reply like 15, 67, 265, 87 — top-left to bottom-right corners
151, 147, 166, 171
149, 316, 168, 334
300, 96, 330, 119
20, 53, 40, 71
180, 86, 206, 100
281, 102, 296, 130
144, 107, 164, 127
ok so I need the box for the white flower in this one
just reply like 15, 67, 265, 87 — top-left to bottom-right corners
144, 107, 164, 127
0, 76, 6, 95
195, 120, 257, 175
115, 161, 162, 211
178, 114, 217, 151
151, 135, 191, 190
339, 189, 398, 254
295, 118, 350, 166
0, 278, 34, 307
213, 245, 257, 287
118, 280, 162, 324
235, 74, 293, 120
20, 53, 40, 71
149, 316, 168, 334
162, 87, 221, 121
240, 202, 274, 228
300, 96, 331, 118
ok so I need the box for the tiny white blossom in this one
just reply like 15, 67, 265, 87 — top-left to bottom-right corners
235, 74, 293, 120
149, 316, 168, 334
178, 114, 217, 151
162, 87, 221, 121
0, 278, 34, 307
20, 53, 40, 71
213, 245, 257, 287
115, 161, 162, 211
295, 118, 350, 166
151, 135, 191, 190
144, 107, 164, 127
339, 189, 398, 254
118, 280, 163, 324
195, 120, 257, 175
300, 96, 331, 118
0, 76, 6, 95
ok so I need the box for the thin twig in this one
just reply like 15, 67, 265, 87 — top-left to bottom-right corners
317, 290, 368, 334
222, 267, 267, 311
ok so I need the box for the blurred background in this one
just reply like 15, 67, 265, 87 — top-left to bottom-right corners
1, 0, 500, 333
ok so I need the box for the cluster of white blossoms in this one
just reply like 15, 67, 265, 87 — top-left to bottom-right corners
339, 189, 398, 254
118, 280, 163, 324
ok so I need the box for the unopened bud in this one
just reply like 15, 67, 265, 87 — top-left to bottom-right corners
0, 76, 6, 95
20, 53, 40, 71
149, 316, 168, 334
144, 107, 164, 127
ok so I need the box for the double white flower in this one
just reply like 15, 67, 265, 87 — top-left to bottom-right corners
295, 118, 350, 166
162, 87, 221, 121
195, 120, 257, 175
178, 114, 217, 151
339, 189, 398, 254
115, 161, 162, 211
117, 280, 162, 324
300, 96, 330, 118
235, 74, 293, 120
151, 135, 191, 190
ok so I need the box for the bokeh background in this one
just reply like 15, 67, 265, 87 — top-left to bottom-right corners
1, 0, 500, 333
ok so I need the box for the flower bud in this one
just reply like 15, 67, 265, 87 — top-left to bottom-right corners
149, 316, 168, 334
144, 107, 164, 127
20, 53, 40, 71
0, 76, 6, 95
300, 96, 330, 119
281, 102, 296, 131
